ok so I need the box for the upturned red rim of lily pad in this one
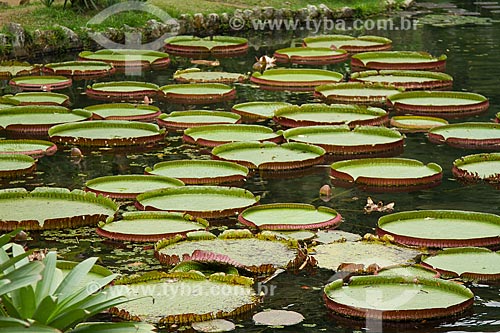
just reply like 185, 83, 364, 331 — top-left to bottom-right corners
183, 124, 282, 147
428, 122, 500, 150
351, 51, 447, 71
86, 81, 160, 102
160, 83, 236, 104
164, 35, 249, 57
350, 70, 453, 90
390, 115, 448, 133
0, 92, 70, 107
9, 75, 73, 91
0, 154, 36, 179
78, 49, 171, 70
315, 82, 403, 106
302, 35, 392, 53
0, 61, 39, 79
42, 61, 116, 79
250, 68, 343, 91
157, 110, 241, 130
452, 153, 500, 183
273, 47, 349, 65
0, 139, 57, 158
82, 103, 162, 122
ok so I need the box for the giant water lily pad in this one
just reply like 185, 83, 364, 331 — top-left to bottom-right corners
253, 310, 305, 326
145, 159, 249, 185
212, 141, 325, 171
453, 153, 500, 183
0, 187, 117, 230
86, 81, 160, 102
375, 264, 440, 279
136, 186, 259, 219
174, 68, 246, 83
351, 70, 453, 90
161, 83, 236, 104
43, 61, 115, 79
422, 247, 500, 282
183, 124, 282, 147
351, 51, 447, 71
82, 103, 161, 122
330, 158, 442, 192
49, 120, 165, 147
231, 101, 291, 121
192, 319, 235, 332
157, 111, 240, 130
390, 115, 448, 133
250, 69, 343, 91
323, 276, 474, 321
0, 61, 38, 78
388, 91, 489, 118
283, 125, 404, 157
9, 75, 72, 91
97, 211, 208, 242
377, 210, 500, 248
238, 203, 342, 231
0, 154, 36, 178
303, 35, 392, 52
273, 47, 348, 65
274, 103, 388, 128
164, 35, 248, 56
428, 122, 500, 150
1, 92, 70, 106
85, 174, 184, 199
315, 82, 402, 105
79, 49, 170, 69
0, 139, 57, 157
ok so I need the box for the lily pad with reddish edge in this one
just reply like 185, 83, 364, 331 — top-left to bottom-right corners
135, 186, 259, 219
428, 122, 500, 150
390, 115, 448, 133
157, 110, 240, 130
1, 92, 70, 106
377, 210, 500, 248
85, 81, 160, 102
96, 211, 208, 242
351, 51, 447, 71
330, 157, 442, 192
145, 159, 249, 185
238, 203, 341, 231
323, 275, 473, 321
231, 101, 291, 121
0, 61, 39, 79
0, 99, 17, 109
0, 154, 36, 178
253, 309, 305, 326
183, 124, 282, 147
9, 75, 73, 91
174, 68, 247, 83
250, 68, 343, 91
0, 139, 57, 157
78, 49, 170, 70
303, 35, 392, 52
452, 153, 500, 183
315, 82, 402, 106
85, 174, 184, 199
283, 125, 404, 158
274, 103, 389, 128
0, 187, 117, 231
164, 35, 249, 57
388, 91, 489, 118
160, 83, 236, 104
422, 247, 500, 282
314, 230, 362, 244
375, 264, 440, 279
42, 61, 115, 79
48, 120, 166, 147
154, 229, 307, 274
82, 103, 161, 122
273, 47, 348, 65
212, 141, 325, 171
350, 70, 453, 90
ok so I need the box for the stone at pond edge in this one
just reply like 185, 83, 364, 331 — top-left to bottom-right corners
192, 319, 236, 332
253, 309, 305, 326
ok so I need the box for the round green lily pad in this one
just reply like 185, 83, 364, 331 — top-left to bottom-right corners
78, 49, 170, 69
82, 103, 161, 122
212, 141, 325, 171
160, 83, 236, 104
250, 69, 343, 91
97, 211, 207, 242
315, 82, 402, 106
42, 61, 115, 78
183, 124, 282, 147
330, 157, 443, 192
157, 111, 240, 130
174, 68, 246, 83
0, 99, 16, 109
428, 122, 500, 150
283, 125, 404, 157
136, 186, 259, 219
231, 101, 291, 121
0, 139, 57, 157
9, 75, 72, 91
0, 61, 38, 78
351, 51, 447, 71
377, 210, 500, 248
85, 174, 184, 199
86, 81, 160, 102
351, 70, 453, 90
375, 264, 440, 279
323, 275, 473, 321
388, 91, 489, 118
0, 154, 36, 178
48, 120, 166, 147
273, 47, 348, 65
422, 247, 500, 282
0, 187, 117, 230
1, 92, 70, 106
238, 203, 342, 231
192, 319, 236, 332
145, 159, 249, 185
164, 35, 248, 56
274, 103, 389, 128
253, 309, 305, 326
390, 115, 448, 133
303, 35, 392, 52
453, 153, 500, 183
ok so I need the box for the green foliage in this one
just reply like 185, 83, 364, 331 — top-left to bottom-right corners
40, 0, 56, 8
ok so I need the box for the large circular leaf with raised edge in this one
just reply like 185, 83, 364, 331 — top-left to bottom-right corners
42, 61, 115, 79
351, 70, 453, 90
48, 120, 166, 147
0, 139, 57, 157
388, 91, 489, 118
428, 122, 500, 150
85, 81, 160, 102
135, 186, 259, 219
351, 51, 447, 71
0, 154, 36, 178
82, 103, 161, 122
160, 83, 236, 104
9, 75, 72, 91
97, 211, 208, 242
253, 309, 305, 326
283, 125, 404, 157
145, 159, 249, 185
273, 47, 348, 65
422, 247, 500, 282
377, 210, 500, 248
231, 101, 291, 121
174, 68, 247, 84
250, 68, 343, 91
0, 60, 38, 79
390, 115, 448, 133
375, 264, 440, 279
1, 92, 70, 106
238, 203, 342, 231
183, 124, 282, 147
453, 153, 500, 183
157, 110, 240, 130
0, 187, 117, 230
303, 35, 392, 52
274, 103, 389, 128
315, 82, 402, 106
85, 174, 184, 199
164, 35, 249, 56
79, 49, 170, 69
0, 98, 17, 109
323, 275, 474, 321
330, 157, 442, 192
191, 319, 236, 332
212, 141, 325, 171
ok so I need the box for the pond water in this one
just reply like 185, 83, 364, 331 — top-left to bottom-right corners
2, 0, 500, 332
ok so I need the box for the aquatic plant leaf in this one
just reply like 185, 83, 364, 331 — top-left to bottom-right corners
390, 115, 448, 133
83, 103, 161, 122
375, 264, 440, 279
79, 49, 170, 69
428, 122, 500, 150
164, 35, 248, 56
160, 83, 236, 104
1, 92, 70, 106
351, 70, 453, 90
0, 139, 57, 157
183, 124, 282, 147
274, 47, 348, 65
43, 61, 115, 78
303, 35, 392, 52
191, 319, 235, 332
0, 61, 38, 78
0, 154, 36, 178
174, 68, 246, 83
315, 82, 402, 105
86, 81, 160, 102
9, 75, 72, 91
351, 51, 447, 71
250, 68, 343, 90
453, 153, 500, 182
253, 309, 304, 326
231, 101, 291, 120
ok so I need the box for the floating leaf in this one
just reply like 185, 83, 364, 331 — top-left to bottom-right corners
250, 68, 343, 91
86, 81, 160, 102
82, 103, 161, 122
0, 154, 36, 178
164, 35, 248, 57
428, 122, 500, 150
351, 51, 447, 71
160, 83, 236, 104
174, 68, 246, 83
452, 153, 500, 183
157, 110, 240, 130
1, 92, 69, 106
184, 124, 282, 147
192, 319, 236, 332
315, 82, 402, 106
231, 101, 291, 121
351, 70, 453, 90
9, 75, 72, 91
303, 35, 392, 53
390, 115, 448, 133
79, 49, 170, 70
0, 139, 57, 157
253, 309, 305, 326
274, 47, 348, 65
42, 61, 115, 79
